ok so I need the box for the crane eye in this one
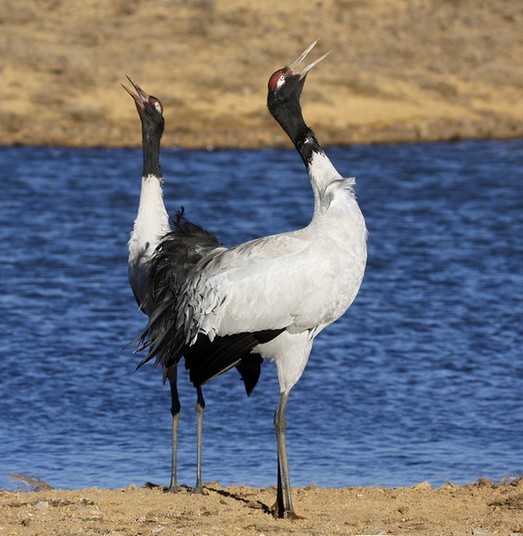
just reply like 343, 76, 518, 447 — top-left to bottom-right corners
268, 70, 288, 92
150, 98, 163, 114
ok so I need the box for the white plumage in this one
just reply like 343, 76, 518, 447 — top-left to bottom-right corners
184, 182, 366, 346
128, 173, 170, 313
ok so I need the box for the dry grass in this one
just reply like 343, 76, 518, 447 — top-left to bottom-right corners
0, 0, 522, 147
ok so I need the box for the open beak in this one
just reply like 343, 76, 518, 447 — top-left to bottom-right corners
287, 39, 330, 79
122, 76, 149, 108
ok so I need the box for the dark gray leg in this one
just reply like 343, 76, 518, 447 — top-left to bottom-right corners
274, 391, 299, 518
166, 366, 180, 492
193, 386, 206, 494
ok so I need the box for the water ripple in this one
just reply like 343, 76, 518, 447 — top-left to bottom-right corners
0, 140, 521, 490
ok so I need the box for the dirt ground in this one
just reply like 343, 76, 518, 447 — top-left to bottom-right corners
1, 477, 522, 535
1, 0, 522, 148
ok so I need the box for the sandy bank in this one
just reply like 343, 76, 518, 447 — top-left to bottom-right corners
1, 478, 522, 535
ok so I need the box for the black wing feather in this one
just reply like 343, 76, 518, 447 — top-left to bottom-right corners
184, 328, 283, 388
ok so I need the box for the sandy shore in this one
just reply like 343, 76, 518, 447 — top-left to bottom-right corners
1, 1, 522, 148
1, 478, 522, 535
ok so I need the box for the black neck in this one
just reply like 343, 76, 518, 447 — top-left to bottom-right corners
295, 127, 324, 166
270, 98, 324, 167
142, 123, 162, 178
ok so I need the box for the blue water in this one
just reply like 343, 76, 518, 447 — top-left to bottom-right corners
0, 140, 522, 492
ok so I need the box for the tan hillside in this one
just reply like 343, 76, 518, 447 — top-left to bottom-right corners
1, 0, 522, 148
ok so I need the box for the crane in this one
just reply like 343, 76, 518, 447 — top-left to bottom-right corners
123, 77, 263, 493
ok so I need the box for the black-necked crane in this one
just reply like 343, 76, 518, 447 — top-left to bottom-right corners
123, 78, 263, 493
137, 41, 368, 518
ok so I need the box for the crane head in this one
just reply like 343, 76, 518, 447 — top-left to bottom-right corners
122, 76, 164, 121
267, 40, 329, 106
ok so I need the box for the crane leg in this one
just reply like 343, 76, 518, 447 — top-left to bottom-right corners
193, 386, 206, 494
167, 367, 181, 492
273, 391, 300, 519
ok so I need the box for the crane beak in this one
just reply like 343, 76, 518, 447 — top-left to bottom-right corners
122, 76, 149, 109
287, 39, 330, 79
